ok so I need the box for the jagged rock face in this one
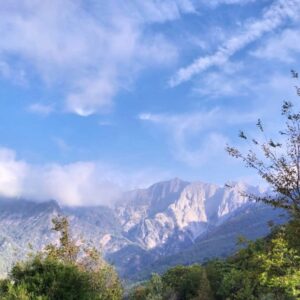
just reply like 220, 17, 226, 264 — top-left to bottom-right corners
117, 180, 260, 249
170, 182, 218, 237
0, 179, 279, 278
117, 178, 189, 232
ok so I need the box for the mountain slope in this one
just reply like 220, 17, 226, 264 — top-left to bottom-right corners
0, 179, 285, 279
0, 198, 60, 276
125, 204, 287, 280
116, 180, 264, 251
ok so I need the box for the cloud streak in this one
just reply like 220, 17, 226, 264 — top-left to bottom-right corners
169, 0, 300, 86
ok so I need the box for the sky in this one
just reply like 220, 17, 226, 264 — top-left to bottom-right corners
0, 0, 300, 206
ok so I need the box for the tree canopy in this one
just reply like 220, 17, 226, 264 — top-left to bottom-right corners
0, 216, 123, 300
226, 70, 300, 218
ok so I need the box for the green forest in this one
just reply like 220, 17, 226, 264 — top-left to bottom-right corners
1, 77, 300, 299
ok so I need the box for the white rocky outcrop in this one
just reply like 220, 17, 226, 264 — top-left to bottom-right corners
117, 179, 261, 249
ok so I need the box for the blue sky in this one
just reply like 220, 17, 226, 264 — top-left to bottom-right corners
0, 0, 299, 205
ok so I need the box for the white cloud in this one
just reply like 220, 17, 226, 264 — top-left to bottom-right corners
169, 0, 300, 86
119, 0, 195, 23
65, 76, 116, 116
0, 147, 170, 206
251, 29, 300, 62
174, 132, 230, 167
52, 137, 72, 153
98, 120, 113, 127
0, 61, 12, 79
0, 0, 182, 116
192, 62, 253, 97
28, 103, 54, 116
139, 109, 257, 129
0, 149, 28, 198
0, 60, 26, 85
194, 72, 251, 97
207, 0, 257, 6
28, 162, 122, 207
139, 109, 257, 166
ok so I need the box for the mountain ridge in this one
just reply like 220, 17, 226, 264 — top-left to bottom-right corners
0, 178, 284, 279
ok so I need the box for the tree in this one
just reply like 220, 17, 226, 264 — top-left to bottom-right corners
0, 282, 33, 300
0, 216, 123, 300
9, 257, 91, 299
45, 215, 79, 264
205, 226, 300, 299
162, 265, 213, 300
205, 260, 232, 300
226, 70, 300, 219
221, 70, 300, 299
129, 274, 166, 300
257, 230, 300, 298
129, 265, 213, 300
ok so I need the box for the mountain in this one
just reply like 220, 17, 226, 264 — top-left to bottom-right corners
115, 180, 266, 250
0, 198, 60, 276
0, 179, 286, 280
126, 203, 285, 280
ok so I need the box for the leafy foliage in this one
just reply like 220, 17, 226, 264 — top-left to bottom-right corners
213, 70, 300, 299
129, 265, 213, 300
0, 216, 123, 300
226, 71, 300, 218
132, 222, 300, 299
206, 222, 300, 299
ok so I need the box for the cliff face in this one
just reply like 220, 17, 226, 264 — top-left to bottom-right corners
117, 180, 262, 249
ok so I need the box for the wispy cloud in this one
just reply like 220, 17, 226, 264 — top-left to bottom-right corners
0, 0, 186, 116
28, 103, 54, 116
207, 0, 257, 6
191, 62, 254, 97
139, 109, 257, 166
0, 60, 26, 85
193, 72, 251, 98
52, 137, 72, 153
251, 28, 300, 62
169, 0, 300, 87
119, 0, 196, 23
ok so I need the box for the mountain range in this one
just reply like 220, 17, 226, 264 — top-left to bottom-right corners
0, 178, 286, 280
